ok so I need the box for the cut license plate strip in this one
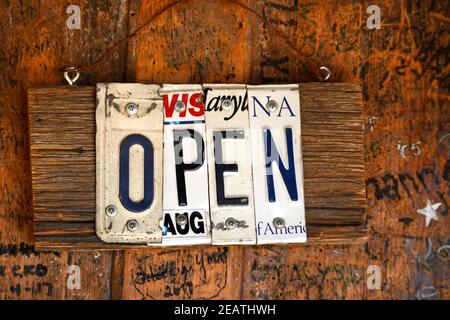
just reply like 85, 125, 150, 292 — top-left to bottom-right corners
248, 84, 307, 244
160, 84, 211, 246
96, 83, 163, 243
204, 84, 256, 245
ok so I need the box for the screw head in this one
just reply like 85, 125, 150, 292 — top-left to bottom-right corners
221, 99, 232, 111
174, 101, 186, 112
176, 214, 188, 226
225, 218, 237, 230
127, 220, 139, 232
273, 217, 285, 229
105, 205, 117, 217
125, 103, 138, 115
266, 100, 278, 113
196, 94, 204, 104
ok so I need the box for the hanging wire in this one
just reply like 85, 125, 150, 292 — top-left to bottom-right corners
65, 0, 330, 83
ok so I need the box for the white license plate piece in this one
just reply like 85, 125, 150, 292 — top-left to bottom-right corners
204, 84, 256, 245
248, 84, 307, 244
160, 84, 211, 246
96, 83, 163, 243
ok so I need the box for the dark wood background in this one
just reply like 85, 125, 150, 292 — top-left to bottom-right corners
0, 0, 448, 299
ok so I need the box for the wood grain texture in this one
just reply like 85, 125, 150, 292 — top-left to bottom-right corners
28, 82, 366, 248
28, 86, 96, 223
0, 0, 130, 299
0, 0, 448, 300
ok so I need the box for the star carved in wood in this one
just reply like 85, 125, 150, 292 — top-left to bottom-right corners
417, 200, 442, 227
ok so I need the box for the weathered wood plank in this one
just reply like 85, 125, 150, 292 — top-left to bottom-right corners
28, 82, 366, 249
29, 86, 96, 223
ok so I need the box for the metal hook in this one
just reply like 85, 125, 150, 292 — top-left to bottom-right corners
64, 67, 80, 85
437, 245, 450, 261
320, 66, 331, 81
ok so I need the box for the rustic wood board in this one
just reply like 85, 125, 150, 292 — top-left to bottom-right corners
28, 83, 366, 249
0, 0, 448, 300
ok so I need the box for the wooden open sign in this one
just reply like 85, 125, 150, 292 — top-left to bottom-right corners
28, 83, 367, 250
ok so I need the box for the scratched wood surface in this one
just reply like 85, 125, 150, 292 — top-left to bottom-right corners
0, 0, 448, 300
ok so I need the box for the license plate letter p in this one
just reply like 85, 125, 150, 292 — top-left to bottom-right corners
161, 84, 211, 245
